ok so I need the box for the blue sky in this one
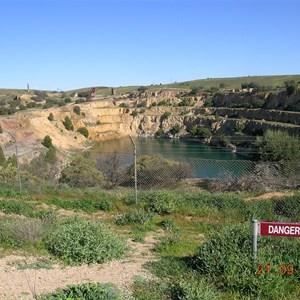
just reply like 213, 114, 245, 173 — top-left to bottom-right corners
1, 0, 299, 91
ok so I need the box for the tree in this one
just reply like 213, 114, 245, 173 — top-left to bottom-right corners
256, 130, 300, 162
42, 135, 53, 148
73, 106, 81, 115
48, 113, 54, 121
0, 145, 5, 166
63, 116, 74, 131
59, 155, 105, 187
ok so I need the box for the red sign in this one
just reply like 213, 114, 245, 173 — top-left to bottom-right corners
260, 222, 300, 237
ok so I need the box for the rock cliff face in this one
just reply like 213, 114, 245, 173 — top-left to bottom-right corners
0, 89, 299, 161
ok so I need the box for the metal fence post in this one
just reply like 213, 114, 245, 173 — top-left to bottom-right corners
129, 136, 138, 205
8, 132, 22, 193
252, 219, 259, 261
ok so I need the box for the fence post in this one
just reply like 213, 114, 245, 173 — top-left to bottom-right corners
129, 136, 138, 205
252, 219, 259, 261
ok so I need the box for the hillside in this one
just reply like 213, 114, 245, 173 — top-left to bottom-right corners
0, 75, 300, 162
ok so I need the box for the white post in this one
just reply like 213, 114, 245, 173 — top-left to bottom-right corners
252, 219, 259, 261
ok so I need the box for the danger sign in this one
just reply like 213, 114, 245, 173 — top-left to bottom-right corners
260, 222, 300, 237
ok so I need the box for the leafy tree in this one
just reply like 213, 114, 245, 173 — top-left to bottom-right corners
59, 155, 105, 187
62, 116, 74, 131
48, 113, 54, 121
41, 135, 53, 149
256, 130, 300, 162
0, 145, 5, 166
188, 126, 212, 139
73, 106, 81, 115
77, 127, 89, 138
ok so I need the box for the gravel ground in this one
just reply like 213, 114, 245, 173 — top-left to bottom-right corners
0, 236, 158, 300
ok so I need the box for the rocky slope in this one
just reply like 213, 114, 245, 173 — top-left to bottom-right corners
0, 89, 299, 162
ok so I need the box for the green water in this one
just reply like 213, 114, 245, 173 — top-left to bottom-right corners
90, 137, 253, 178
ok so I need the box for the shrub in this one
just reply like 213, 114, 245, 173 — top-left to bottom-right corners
138, 86, 148, 92
0, 145, 5, 166
37, 283, 122, 300
48, 112, 54, 121
0, 217, 45, 247
64, 97, 72, 103
78, 91, 90, 98
178, 99, 190, 106
115, 209, 155, 226
46, 197, 113, 213
44, 217, 127, 264
77, 127, 89, 138
125, 155, 192, 188
194, 223, 299, 298
59, 155, 105, 188
188, 126, 211, 139
169, 124, 181, 135
160, 111, 171, 121
96, 120, 101, 125
73, 105, 81, 115
155, 128, 164, 137
45, 146, 57, 163
158, 100, 168, 106
62, 116, 74, 131
256, 130, 300, 162
131, 110, 138, 117
41, 135, 53, 148
119, 102, 128, 108
127, 190, 178, 214
0, 200, 36, 217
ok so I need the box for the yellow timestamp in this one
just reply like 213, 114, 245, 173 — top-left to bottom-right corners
257, 264, 295, 275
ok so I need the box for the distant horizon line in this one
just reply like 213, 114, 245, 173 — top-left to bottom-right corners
1, 73, 300, 92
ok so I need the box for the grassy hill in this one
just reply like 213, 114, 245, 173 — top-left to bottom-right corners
1, 74, 300, 97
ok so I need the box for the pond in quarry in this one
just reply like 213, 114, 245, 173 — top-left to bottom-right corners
90, 137, 252, 178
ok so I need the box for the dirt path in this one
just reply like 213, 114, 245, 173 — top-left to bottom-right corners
0, 236, 158, 300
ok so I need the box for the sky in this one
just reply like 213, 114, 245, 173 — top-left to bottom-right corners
0, 0, 300, 91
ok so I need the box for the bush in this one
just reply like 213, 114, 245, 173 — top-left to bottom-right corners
169, 124, 181, 135
256, 130, 300, 162
48, 113, 54, 121
155, 128, 164, 137
0, 217, 45, 247
138, 86, 148, 92
119, 102, 128, 108
73, 105, 81, 115
62, 116, 74, 131
178, 99, 190, 107
59, 155, 105, 188
194, 223, 299, 298
131, 110, 138, 117
37, 283, 122, 300
115, 209, 155, 226
188, 126, 211, 139
125, 155, 192, 188
45, 146, 57, 163
158, 100, 168, 106
127, 190, 178, 215
41, 135, 53, 148
77, 127, 89, 138
0, 145, 5, 166
160, 112, 171, 121
46, 197, 113, 213
44, 217, 127, 264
